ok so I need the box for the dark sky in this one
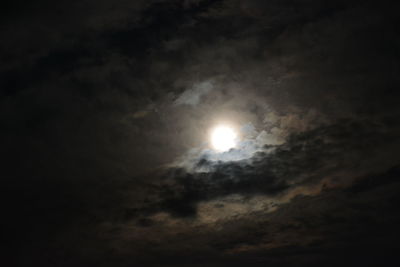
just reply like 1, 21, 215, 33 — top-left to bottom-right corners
2, 1, 400, 266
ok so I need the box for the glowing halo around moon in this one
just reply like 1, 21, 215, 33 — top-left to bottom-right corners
210, 125, 238, 152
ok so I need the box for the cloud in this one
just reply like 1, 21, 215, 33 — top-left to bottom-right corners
174, 80, 215, 106
96, 166, 400, 267
131, 117, 400, 222
3, 0, 400, 266
173, 124, 276, 169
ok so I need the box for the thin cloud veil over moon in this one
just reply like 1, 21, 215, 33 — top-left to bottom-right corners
2, 1, 400, 267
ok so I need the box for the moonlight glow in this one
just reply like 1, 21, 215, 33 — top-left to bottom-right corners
211, 125, 237, 152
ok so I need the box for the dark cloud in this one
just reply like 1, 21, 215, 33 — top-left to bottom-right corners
2, 0, 400, 266
130, 117, 399, 220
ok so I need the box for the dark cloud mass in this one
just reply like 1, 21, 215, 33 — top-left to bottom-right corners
2, 0, 400, 266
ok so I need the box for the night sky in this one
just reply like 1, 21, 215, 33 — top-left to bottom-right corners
2, 1, 400, 266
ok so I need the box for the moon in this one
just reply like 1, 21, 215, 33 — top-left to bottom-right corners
210, 125, 237, 152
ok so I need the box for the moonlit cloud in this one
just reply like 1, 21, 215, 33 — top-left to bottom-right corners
171, 122, 281, 172
174, 80, 214, 106
3, 1, 400, 266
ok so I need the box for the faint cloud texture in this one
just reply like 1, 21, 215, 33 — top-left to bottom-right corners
174, 80, 214, 106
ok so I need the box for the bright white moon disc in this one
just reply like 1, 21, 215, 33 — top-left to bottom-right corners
211, 126, 237, 152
